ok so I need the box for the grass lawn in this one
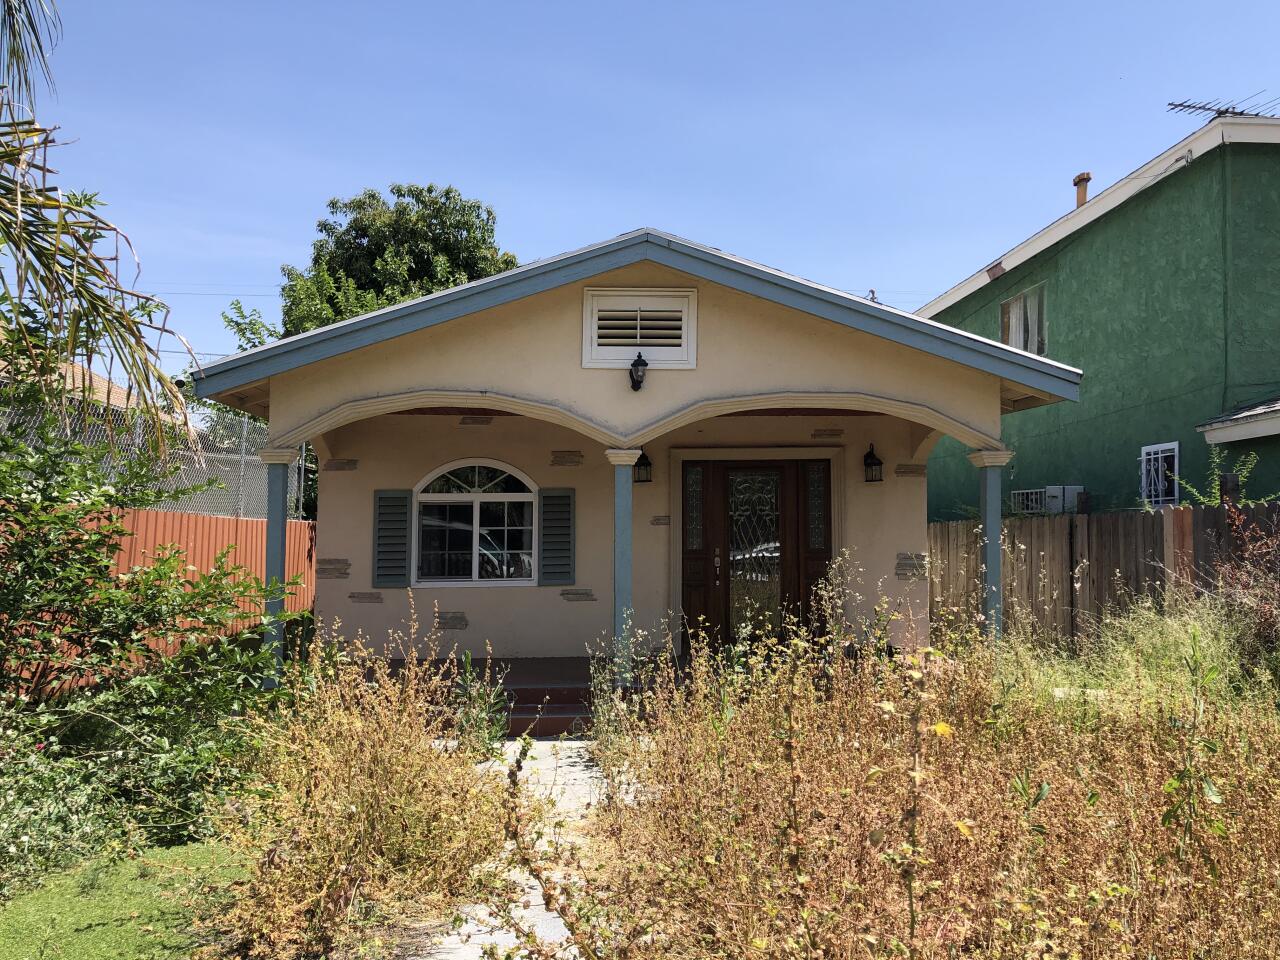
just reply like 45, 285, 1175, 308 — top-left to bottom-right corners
0, 843, 242, 960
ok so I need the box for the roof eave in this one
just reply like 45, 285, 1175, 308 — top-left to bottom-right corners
193, 228, 1082, 407
918, 116, 1280, 318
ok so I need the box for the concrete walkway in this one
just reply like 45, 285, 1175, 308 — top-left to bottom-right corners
411, 738, 601, 959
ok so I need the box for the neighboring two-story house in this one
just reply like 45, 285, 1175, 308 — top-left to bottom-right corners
921, 116, 1280, 519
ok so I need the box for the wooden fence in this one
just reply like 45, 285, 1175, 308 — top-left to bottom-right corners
928, 503, 1280, 636
113, 508, 316, 615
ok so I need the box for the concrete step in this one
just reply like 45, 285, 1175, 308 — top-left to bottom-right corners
508, 703, 590, 737
505, 683, 593, 707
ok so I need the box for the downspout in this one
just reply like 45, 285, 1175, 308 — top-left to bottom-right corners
1220, 138, 1232, 413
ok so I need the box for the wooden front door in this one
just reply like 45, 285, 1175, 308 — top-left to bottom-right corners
681, 459, 832, 643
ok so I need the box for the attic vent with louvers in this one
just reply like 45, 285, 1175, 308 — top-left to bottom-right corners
582, 287, 697, 369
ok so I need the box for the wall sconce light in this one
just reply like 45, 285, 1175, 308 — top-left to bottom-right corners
633, 450, 653, 483
629, 352, 648, 391
864, 444, 884, 483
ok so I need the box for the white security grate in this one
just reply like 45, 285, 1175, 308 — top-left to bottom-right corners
1011, 488, 1048, 514
1140, 442, 1180, 506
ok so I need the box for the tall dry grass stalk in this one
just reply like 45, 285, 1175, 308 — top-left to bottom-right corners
217, 612, 506, 960
550, 590, 1280, 959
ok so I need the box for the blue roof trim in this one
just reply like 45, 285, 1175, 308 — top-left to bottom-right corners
193, 229, 1081, 402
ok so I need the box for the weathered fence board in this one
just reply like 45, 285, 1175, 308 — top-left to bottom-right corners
929, 503, 1280, 636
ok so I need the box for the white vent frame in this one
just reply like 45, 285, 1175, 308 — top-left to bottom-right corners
582, 287, 697, 369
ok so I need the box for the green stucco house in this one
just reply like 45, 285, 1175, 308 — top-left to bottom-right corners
921, 115, 1280, 520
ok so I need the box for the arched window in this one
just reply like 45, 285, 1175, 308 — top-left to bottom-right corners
414, 460, 536, 584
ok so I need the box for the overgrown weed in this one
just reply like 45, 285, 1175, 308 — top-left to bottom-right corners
217, 609, 507, 960
520, 585, 1280, 958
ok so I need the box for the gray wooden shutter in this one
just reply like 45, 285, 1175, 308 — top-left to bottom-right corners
373, 489, 412, 588
538, 488, 575, 585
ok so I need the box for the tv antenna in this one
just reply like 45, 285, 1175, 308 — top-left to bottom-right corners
1168, 91, 1280, 119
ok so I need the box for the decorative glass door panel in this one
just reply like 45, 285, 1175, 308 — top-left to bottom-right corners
727, 468, 783, 636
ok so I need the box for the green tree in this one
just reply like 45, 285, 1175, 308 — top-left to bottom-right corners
280, 183, 518, 335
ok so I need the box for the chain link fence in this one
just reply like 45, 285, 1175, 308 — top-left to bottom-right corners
2, 405, 305, 520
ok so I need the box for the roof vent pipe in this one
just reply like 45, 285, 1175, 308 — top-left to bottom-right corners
1073, 171, 1092, 209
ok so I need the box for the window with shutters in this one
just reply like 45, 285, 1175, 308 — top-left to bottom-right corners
413, 460, 537, 585
582, 287, 697, 369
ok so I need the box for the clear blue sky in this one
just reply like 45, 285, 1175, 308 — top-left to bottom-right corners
43, 0, 1280, 371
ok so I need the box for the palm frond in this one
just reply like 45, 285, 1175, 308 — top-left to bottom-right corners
0, 91, 189, 445
0, 0, 59, 108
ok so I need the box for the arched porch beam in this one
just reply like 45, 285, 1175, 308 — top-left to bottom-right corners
625, 391, 1001, 450
270, 389, 625, 449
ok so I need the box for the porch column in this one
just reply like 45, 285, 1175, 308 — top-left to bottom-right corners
259, 447, 300, 680
967, 449, 1014, 636
605, 449, 642, 684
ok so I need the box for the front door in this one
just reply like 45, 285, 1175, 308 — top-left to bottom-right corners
681, 459, 832, 644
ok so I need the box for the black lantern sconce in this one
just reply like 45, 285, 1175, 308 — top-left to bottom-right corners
863, 444, 884, 483
629, 352, 648, 391
633, 450, 653, 484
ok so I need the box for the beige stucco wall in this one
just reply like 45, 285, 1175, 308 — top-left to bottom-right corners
266, 262, 1003, 454
315, 411, 932, 658
273, 261, 1006, 659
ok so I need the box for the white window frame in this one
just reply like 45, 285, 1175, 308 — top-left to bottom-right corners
1000, 283, 1047, 356
582, 287, 697, 369
1139, 441, 1180, 506
412, 458, 538, 588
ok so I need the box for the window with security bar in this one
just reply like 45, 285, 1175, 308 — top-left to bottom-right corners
1011, 489, 1048, 514
1139, 441, 1179, 506
582, 287, 697, 368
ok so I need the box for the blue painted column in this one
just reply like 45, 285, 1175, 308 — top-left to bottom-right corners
260, 447, 299, 681
605, 449, 641, 685
967, 449, 1013, 636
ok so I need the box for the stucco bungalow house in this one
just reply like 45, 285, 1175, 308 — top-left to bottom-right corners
193, 229, 1081, 663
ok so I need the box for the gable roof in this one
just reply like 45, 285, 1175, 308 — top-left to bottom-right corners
917, 116, 1280, 319
193, 228, 1081, 408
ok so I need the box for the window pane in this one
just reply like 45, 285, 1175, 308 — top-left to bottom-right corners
507, 527, 532, 551
478, 550, 503, 579
479, 526, 505, 553
684, 465, 704, 551
420, 503, 473, 579
480, 501, 505, 527
506, 552, 533, 579
489, 472, 531, 493
806, 462, 828, 550
419, 510, 448, 551
473, 465, 503, 490
506, 501, 533, 526
424, 472, 469, 494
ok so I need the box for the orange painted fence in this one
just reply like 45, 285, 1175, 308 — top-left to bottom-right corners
112, 508, 316, 615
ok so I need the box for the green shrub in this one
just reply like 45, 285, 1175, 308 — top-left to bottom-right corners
0, 407, 292, 709
0, 394, 300, 898
0, 636, 290, 898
